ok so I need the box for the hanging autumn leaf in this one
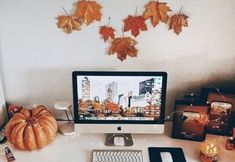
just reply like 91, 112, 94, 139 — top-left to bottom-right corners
57, 15, 81, 34
75, 0, 102, 26
169, 14, 189, 35
143, 1, 171, 27
123, 15, 147, 37
109, 37, 138, 61
99, 26, 115, 42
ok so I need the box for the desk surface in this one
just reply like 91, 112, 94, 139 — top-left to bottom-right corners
0, 122, 234, 162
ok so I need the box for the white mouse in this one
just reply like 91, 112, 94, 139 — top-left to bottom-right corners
160, 152, 173, 162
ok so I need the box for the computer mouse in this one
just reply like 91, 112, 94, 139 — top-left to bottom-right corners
160, 152, 173, 162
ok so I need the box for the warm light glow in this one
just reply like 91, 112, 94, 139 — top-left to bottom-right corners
200, 140, 220, 162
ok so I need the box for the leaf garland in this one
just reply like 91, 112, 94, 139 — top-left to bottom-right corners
143, 1, 171, 27
56, 0, 190, 61
99, 18, 115, 42
75, 0, 102, 26
56, 0, 102, 34
99, 18, 138, 61
99, 1, 189, 61
123, 15, 147, 37
109, 37, 138, 61
99, 26, 115, 42
169, 14, 189, 35
57, 15, 81, 34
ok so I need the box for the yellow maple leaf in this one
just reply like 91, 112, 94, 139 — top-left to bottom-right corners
57, 15, 81, 34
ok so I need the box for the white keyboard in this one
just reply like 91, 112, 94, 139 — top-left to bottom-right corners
92, 150, 143, 162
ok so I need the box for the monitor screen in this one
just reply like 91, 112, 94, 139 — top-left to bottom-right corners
73, 71, 167, 124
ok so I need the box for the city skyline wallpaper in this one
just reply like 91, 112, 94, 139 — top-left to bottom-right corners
77, 75, 163, 121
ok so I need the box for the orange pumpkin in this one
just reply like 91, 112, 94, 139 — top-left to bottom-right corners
6, 105, 57, 150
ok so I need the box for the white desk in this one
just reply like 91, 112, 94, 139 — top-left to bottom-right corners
0, 122, 234, 162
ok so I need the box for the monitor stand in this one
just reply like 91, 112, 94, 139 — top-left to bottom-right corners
105, 133, 133, 146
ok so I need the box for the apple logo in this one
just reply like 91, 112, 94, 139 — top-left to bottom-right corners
117, 126, 122, 131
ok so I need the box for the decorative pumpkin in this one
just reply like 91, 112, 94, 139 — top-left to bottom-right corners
6, 105, 57, 150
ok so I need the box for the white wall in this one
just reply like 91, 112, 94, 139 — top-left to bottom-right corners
0, 0, 235, 117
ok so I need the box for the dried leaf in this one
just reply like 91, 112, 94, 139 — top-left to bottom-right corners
57, 15, 81, 34
143, 1, 171, 27
169, 14, 189, 35
123, 15, 147, 37
109, 37, 138, 61
75, 0, 102, 26
99, 26, 115, 42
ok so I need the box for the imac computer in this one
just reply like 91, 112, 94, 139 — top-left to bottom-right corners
72, 71, 167, 146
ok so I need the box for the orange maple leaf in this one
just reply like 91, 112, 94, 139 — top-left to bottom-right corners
143, 1, 171, 27
57, 15, 81, 34
169, 14, 189, 35
75, 0, 102, 26
108, 37, 138, 61
99, 26, 115, 42
123, 15, 147, 37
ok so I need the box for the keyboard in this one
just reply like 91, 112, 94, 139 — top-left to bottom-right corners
92, 150, 143, 162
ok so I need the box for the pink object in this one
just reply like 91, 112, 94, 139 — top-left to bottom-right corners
8, 105, 23, 117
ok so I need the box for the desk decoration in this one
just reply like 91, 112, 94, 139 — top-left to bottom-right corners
57, 14, 81, 34
123, 9, 148, 37
169, 7, 189, 35
226, 128, 235, 150
199, 139, 220, 162
55, 1, 190, 61
5, 147, 15, 162
7, 104, 23, 118
54, 101, 76, 136
108, 34, 138, 61
57, 0, 102, 34
99, 17, 115, 42
5, 105, 57, 150
226, 137, 234, 150
143, 1, 171, 27
200, 87, 235, 136
172, 100, 209, 141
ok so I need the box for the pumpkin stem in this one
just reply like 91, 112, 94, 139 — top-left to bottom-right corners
27, 118, 38, 125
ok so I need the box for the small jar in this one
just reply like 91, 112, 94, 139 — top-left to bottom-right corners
226, 137, 234, 150
199, 140, 220, 162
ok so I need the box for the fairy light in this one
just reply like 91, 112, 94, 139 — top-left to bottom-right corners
163, 85, 229, 134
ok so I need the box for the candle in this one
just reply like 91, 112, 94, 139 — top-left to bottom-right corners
199, 140, 220, 162
226, 137, 234, 150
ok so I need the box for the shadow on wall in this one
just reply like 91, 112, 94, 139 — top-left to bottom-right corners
164, 55, 235, 118
4, 57, 235, 120
18, 67, 116, 118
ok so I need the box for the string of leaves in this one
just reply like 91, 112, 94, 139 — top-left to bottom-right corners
57, 0, 102, 34
99, 0, 189, 61
56, 0, 189, 61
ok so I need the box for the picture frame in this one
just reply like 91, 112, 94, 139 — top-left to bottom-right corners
201, 87, 235, 136
172, 100, 209, 142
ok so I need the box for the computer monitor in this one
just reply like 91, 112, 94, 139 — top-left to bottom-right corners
72, 71, 167, 146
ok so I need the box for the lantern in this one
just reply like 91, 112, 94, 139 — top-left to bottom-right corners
199, 140, 220, 162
